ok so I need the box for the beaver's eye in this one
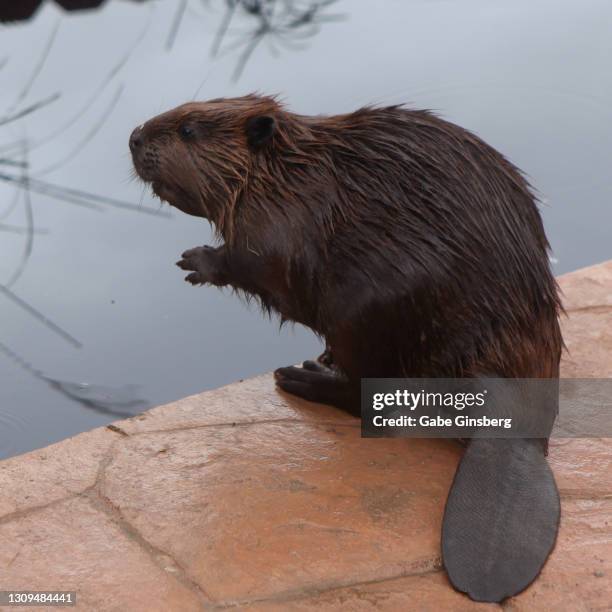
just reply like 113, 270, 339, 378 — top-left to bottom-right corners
179, 124, 196, 140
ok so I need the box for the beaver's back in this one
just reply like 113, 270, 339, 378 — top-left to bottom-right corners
297, 107, 562, 378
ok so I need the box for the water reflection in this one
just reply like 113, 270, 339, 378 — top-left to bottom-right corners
1, 0, 342, 458
0, 24, 168, 426
1, 2, 156, 447
0, 0, 610, 459
0, 340, 147, 418
207, 0, 344, 79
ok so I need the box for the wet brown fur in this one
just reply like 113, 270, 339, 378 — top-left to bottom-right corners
132, 94, 563, 385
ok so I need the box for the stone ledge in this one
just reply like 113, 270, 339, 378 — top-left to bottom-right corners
0, 261, 611, 611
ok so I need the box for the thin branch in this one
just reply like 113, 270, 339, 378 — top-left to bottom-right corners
5, 19, 61, 115
166, 0, 188, 51
0, 223, 47, 235
5, 148, 34, 288
0, 341, 148, 418
35, 83, 124, 176
0, 188, 21, 220
211, 1, 239, 56
0, 173, 102, 211
0, 286, 82, 348
232, 28, 268, 80
0, 340, 45, 379
0, 7, 153, 157
209, 0, 343, 80
0, 93, 61, 127
0, 159, 28, 168
44, 378, 149, 418
0, 172, 172, 217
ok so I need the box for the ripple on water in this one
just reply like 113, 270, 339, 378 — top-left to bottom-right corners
0, 408, 29, 459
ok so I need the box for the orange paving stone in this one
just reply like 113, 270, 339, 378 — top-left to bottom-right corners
0, 261, 611, 611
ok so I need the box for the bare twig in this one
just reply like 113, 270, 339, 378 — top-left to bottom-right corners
0, 7, 153, 157
0, 341, 148, 418
0, 340, 45, 379
0, 286, 82, 348
35, 83, 124, 176
5, 19, 61, 114
0, 223, 47, 235
0, 188, 21, 220
211, 1, 240, 56
166, 0, 188, 51
208, 0, 342, 80
0, 159, 28, 168
44, 378, 149, 418
0, 172, 171, 217
0, 93, 61, 127
4, 148, 34, 288
232, 28, 268, 80
0, 173, 102, 211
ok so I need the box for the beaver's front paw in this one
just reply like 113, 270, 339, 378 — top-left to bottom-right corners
176, 245, 227, 286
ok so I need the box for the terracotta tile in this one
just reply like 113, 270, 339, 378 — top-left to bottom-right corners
0, 428, 115, 519
0, 496, 205, 611
506, 498, 612, 611
558, 260, 612, 312
549, 438, 612, 497
240, 571, 497, 611
558, 260, 612, 378
101, 422, 462, 602
0, 261, 611, 611
119, 374, 354, 435
560, 309, 612, 378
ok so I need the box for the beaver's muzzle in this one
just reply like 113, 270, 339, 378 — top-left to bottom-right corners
129, 125, 157, 182
129, 126, 144, 153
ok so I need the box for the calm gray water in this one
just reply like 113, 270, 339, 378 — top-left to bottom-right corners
1, 0, 610, 459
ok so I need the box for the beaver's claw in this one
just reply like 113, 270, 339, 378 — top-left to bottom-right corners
176, 245, 227, 286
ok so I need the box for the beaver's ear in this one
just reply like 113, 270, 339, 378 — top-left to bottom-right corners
245, 115, 276, 149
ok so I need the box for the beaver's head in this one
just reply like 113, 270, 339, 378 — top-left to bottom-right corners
130, 94, 280, 231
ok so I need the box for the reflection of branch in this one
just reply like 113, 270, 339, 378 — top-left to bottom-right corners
0, 172, 172, 217
0, 188, 21, 220
0, 93, 61, 127
0, 286, 82, 348
4, 149, 33, 288
0, 7, 153, 157
5, 19, 61, 114
211, 1, 239, 56
0, 223, 47, 235
1, 173, 101, 211
232, 27, 268, 80
0, 340, 44, 378
166, 0, 188, 51
0, 159, 27, 168
36, 83, 124, 176
0, 340, 148, 419
45, 378, 149, 418
210, 0, 344, 81
0, 4, 164, 426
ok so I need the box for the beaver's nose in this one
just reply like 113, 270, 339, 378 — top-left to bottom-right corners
129, 126, 144, 152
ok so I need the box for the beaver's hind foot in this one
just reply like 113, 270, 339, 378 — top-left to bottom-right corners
274, 360, 359, 417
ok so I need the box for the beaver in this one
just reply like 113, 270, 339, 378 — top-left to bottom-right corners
130, 94, 562, 603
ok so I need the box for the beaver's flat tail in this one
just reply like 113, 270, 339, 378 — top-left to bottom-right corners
442, 437, 560, 603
